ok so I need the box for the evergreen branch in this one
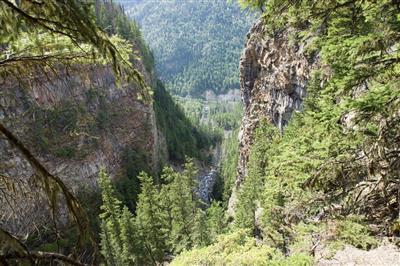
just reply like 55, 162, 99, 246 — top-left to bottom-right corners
0, 122, 98, 260
311, 0, 357, 18
0, 53, 90, 66
1, 0, 82, 34
1, 0, 150, 100
1, 0, 81, 44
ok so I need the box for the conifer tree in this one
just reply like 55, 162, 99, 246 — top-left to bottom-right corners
206, 201, 226, 242
135, 172, 166, 264
159, 167, 177, 251
182, 158, 200, 203
120, 206, 138, 265
192, 209, 210, 247
235, 121, 277, 234
98, 169, 125, 266
235, 173, 260, 233
169, 172, 193, 252
168, 159, 199, 252
100, 221, 118, 266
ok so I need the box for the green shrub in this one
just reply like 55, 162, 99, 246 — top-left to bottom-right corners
336, 218, 378, 250
171, 229, 313, 266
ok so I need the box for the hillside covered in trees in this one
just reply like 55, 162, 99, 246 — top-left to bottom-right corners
123, 0, 255, 97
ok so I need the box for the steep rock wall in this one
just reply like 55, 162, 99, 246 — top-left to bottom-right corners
0, 62, 166, 234
229, 20, 317, 211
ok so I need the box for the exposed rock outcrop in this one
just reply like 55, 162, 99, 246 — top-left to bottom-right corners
229, 20, 317, 212
0, 62, 166, 235
197, 169, 218, 204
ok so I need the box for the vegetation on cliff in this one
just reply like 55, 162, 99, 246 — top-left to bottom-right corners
0, 0, 150, 99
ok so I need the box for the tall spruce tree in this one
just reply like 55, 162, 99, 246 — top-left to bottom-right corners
206, 201, 226, 243
192, 209, 210, 247
120, 206, 138, 265
98, 169, 125, 266
168, 159, 200, 252
159, 166, 177, 251
135, 172, 166, 264
235, 121, 278, 233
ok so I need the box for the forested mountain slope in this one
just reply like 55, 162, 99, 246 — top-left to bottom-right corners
123, 0, 255, 96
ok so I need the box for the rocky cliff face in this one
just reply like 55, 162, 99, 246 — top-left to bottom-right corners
0, 61, 166, 234
229, 20, 317, 211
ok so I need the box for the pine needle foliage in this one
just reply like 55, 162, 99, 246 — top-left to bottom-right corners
135, 172, 166, 264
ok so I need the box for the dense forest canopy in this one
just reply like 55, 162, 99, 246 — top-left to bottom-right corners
123, 0, 255, 97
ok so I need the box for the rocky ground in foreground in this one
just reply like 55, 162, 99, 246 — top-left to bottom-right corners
318, 243, 400, 266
